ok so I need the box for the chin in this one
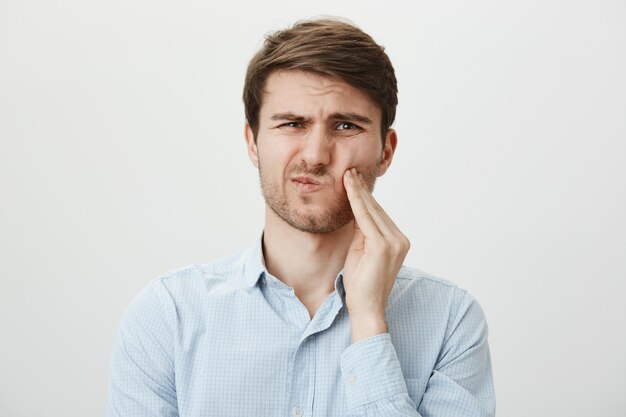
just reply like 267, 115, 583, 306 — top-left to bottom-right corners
279, 203, 354, 234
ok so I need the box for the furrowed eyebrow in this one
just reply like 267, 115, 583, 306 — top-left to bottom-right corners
329, 113, 373, 125
270, 112, 373, 125
270, 112, 311, 123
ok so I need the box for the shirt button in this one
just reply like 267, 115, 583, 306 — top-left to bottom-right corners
292, 405, 303, 417
348, 375, 357, 385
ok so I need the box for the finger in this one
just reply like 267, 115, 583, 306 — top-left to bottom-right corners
352, 174, 410, 255
351, 170, 402, 238
347, 168, 392, 234
344, 169, 383, 239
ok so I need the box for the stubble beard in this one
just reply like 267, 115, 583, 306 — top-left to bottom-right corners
258, 161, 379, 234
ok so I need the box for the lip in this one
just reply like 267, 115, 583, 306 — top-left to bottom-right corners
291, 176, 323, 192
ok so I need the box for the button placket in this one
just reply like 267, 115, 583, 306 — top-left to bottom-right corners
291, 405, 304, 417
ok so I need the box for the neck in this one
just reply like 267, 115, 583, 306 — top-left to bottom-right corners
262, 206, 354, 301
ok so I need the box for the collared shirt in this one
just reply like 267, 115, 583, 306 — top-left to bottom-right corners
107, 234, 495, 417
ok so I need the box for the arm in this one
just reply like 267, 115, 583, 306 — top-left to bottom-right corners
341, 169, 495, 416
341, 168, 419, 416
417, 291, 495, 416
341, 333, 421, 416
340, 296, 495, 417
106, 281, 179, 417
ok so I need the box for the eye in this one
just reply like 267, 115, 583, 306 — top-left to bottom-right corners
336, 122, 359, 130
280, 122, 304, 128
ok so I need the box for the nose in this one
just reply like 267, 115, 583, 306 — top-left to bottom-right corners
299, 125, 331, 167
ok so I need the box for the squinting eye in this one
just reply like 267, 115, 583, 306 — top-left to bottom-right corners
337, 122, 358, 130
282, 122, 303, 128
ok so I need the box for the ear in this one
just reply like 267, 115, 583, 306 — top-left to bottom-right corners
244, 122, 259, 168
377, 128, 398, 177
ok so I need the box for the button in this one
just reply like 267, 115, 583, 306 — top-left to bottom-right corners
292, 405, 303, 417
347, 375, 357, 385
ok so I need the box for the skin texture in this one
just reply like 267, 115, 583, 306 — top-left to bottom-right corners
245, 69, 409, 342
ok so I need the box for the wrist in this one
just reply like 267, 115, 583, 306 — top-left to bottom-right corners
349, 312, 388, 343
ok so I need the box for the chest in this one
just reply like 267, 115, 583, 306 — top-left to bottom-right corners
173, 291, 353, 417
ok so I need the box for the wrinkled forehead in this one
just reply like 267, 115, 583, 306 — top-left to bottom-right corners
259, 69, 382, 123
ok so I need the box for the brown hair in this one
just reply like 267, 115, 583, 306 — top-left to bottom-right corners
243, 18, 398, 143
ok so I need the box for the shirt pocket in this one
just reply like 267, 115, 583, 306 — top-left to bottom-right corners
405, 377, 428, 409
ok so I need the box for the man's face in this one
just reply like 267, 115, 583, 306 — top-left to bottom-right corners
245, 69, 396, 234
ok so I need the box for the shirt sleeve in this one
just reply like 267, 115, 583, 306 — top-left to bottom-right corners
417, 291, 496, 416
339, 291, 495, 417
340, 333, 421, 416
106, 280, 179, 417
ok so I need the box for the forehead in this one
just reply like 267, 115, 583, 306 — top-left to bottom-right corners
260, 70, 381, 122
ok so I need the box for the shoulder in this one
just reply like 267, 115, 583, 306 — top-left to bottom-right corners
150, 248, 250, 293
397, 265, 458, 288
123, 249, 252, 320
390, 265, 486, 327
395, 265, 468, 301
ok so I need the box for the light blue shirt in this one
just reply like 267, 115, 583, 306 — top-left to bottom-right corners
107, 234, 495, 416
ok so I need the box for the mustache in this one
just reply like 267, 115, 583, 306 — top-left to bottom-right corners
288, 163, 331, 178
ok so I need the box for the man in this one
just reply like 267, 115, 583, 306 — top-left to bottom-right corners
107, 18, 496, 417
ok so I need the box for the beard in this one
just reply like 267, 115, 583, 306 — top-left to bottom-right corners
258, 160, 379, 234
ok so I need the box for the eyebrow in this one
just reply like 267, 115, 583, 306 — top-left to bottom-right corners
270, 112, 374, 125
270, 112, 311, 123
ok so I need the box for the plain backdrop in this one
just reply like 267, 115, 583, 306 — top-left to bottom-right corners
1, 0, 625, 416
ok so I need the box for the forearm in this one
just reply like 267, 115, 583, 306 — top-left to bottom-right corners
341, 333, 422, 417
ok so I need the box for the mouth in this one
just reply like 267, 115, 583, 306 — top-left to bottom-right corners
291, 176, 323, 193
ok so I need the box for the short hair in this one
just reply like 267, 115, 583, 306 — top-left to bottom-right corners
243, 18, 398, 143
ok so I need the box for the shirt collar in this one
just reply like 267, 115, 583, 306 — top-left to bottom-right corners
237, 231, 347, 303
333, 271, 347, 305
237, 231, 267, 289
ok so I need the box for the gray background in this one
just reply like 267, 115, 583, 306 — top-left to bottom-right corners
1, 0, 625, 416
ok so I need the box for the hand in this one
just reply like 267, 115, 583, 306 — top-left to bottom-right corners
342, 168, 410, 343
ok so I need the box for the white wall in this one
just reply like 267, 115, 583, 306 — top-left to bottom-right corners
1, 1, 624, 415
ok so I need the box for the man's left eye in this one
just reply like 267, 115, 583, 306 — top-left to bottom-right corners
337, 122, 358, 130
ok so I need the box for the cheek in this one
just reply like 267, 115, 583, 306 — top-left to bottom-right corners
333, 173, 347, 195
259, 147, 291, 174
335, 153, 379, 177
338, 142, 381, 167
331, 155, 380, 194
